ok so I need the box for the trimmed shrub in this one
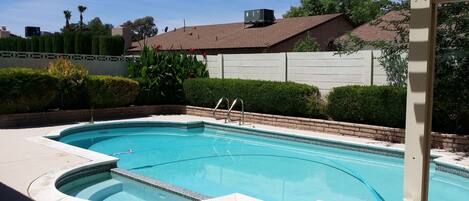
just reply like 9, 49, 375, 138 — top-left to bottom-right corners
87, 76, 139, 108
63, 32, 75, 54
327, 85, 407, 128
0, 38, 17, 51
52, 33, 64, 53
99, 36, 124, 56
31, 36, 40, 52
183, 78, 322, 117
0, 68, 58, 114
75, 32, 93, 54
91, 36, 100, 55
16, 38, 27, 52
38, 36, 45, 52
25, 39, 32, 52
43, 35, 53, 53
47, 58, 89, 108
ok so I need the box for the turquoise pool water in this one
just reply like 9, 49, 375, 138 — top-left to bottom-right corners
59, 124, 469, 201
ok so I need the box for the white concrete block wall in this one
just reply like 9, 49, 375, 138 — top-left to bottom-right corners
287, 51, 369, 94
207, 55, 222, 78
222, 53, 286, 82
372, 50, 389, 85
197, 55, 222, 78
202, 50, 391, 95
0, 52, 128, 76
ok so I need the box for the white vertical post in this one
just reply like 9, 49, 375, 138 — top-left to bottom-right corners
403, 0, 438, 201
370, 50, 374, 86
282, 52, 288, 82
218, 54, 224, 79
361, 50, 373, 85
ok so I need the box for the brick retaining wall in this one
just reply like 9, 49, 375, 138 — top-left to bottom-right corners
185, 106, 469, 152
0, 105, 185, 128
1, 105, 468, 152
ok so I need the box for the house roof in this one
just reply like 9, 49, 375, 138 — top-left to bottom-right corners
129, 13, 344, 52
341, 11, 406, 42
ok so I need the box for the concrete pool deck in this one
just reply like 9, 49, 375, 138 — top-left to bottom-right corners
0, 115, 468, 201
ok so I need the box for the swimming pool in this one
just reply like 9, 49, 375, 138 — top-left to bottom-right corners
57, 122, 469, 201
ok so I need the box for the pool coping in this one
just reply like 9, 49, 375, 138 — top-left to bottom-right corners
27, 119, 469, 201
111, 168, 210, 201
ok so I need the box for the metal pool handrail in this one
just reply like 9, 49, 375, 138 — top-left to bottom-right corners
213, 97, 230, 123
227, 98, 244, 125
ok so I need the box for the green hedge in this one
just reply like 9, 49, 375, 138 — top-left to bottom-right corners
31, 36, 40, 52
52, 33, 64, 53
63, 32, 75, 54
91, 36, 100, 55
99, 36, 124, 56
327, 85, 407, 128
0, 68, 58, 114
75, 32, 93, 54
0, 38, 17, 51
183, 78, 322, 117
25, 39, 32, 52
0, 33, 121, 55
38, 36, 45, 52
16, 38, 27, 52
87, 76, 139, 108
43, 35, 53, 53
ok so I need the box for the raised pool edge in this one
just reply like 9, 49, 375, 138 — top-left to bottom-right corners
50, 120, 469, 201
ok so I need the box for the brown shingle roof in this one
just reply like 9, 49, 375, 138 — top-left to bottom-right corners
129, 13, 344, 52
342, 11, 406, 42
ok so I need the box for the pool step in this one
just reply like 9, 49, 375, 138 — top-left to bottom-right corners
75, 179, 123, 201
103, 191, 146, 201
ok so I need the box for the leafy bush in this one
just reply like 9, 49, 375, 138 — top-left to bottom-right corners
0, 68, 58, 114
327, 85, 407, 128
47, 58, 89, 108
183, 78, 322, 118
293, 33, 320, 52
75, 32, 93, 54
99, 36, 124, 56
128, 47, 209, 104
87, 76, 139, 108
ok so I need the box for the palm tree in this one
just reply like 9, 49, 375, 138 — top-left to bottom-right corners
63, 10, 72, 30
78, 5, 87, 30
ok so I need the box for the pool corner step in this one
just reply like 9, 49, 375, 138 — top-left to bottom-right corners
75, 179, 123, 200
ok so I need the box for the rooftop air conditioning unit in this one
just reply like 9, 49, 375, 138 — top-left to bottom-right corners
25, 26, 41, 37
244, 9, 275, 27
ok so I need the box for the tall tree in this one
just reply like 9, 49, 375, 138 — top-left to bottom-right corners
122, 16, 159, 47
337, 1, 469, 134
78, 5, 87, 30
87, 17, 113, 35
293, 33, 321, 52
284, 0, 392, 26
63, 10, 72, 30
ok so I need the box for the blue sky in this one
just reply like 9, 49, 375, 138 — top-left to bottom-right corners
0, 0, 301, 36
